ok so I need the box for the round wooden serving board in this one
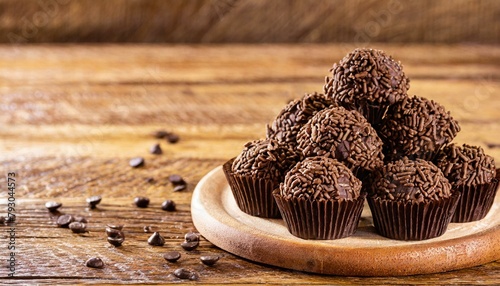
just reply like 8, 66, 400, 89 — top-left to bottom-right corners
191, 166, 500, 276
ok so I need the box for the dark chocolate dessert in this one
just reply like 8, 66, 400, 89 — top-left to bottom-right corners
224, 139, 299, 218
436, 144, 499, 222
324, 48, 409, 126
274, 156, 366, 240
379, 95, 460, 161
368, 157, 460, 240
297, 106, 384, 172
267, 92, 334, 148
231, 139, 298, 181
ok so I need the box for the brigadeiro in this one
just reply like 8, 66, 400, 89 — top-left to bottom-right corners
273, 156, 365, 240
223, 139, 299, 218
436, 144, 499, 222
368, 157, 460, 240
379, 95, 460, 161
324, 48, 409, 127
266, 92, 335, 148
296, 106, 384, 177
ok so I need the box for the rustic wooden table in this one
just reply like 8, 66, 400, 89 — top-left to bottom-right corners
0, 44, 499, 285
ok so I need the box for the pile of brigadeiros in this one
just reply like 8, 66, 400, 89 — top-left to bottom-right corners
223, 48, 499, 241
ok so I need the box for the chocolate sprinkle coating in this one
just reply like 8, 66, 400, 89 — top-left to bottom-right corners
372, 157, 452, 203
297, 106, 384, 171
324, 48, 409, 113
280, 157, 362, 201
231, 139, 299, 181
379, 96, 460, 160
266, 92, 335, 147
436, 144, 496, 187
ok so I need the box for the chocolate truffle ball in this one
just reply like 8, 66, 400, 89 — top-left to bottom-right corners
324, 48, 409, 125
267, 92, 334, 147
232, 139, 299, 181
436, 144, 496, 187
379, 96, 460, 161
372, 157, 452, 203
297, 106, 384, 171
280, 157, 362, 201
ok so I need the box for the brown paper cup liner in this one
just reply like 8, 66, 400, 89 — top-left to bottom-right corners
452, 169, 500, 222
222, 158, 281, 218
367, 192, 460, 241
273, 191, 366, 240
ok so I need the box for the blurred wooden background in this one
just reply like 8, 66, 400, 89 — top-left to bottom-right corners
1, 0, 498, 44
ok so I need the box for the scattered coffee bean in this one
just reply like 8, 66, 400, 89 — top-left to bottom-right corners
134, 196, 150, 208
106, 224, 124, 231
69, 222, 87, 233
86, 195, 102, 209
45, 201, 62, 212
57, 214, 74, 228
184, 232, 200, 242
161, 200, 176, 211
168, 174, 186, 185
107, 236, 125, 247
173, 268, 197, 280
200, 255, 219, 266
163, 251, 181, 262
73, 216, 88, 223
149, 143, 163, 155
143, 226, 153, 233
145, 177, 155, 184
181, 241, 199, 251
153, 130, 169, 139
173, 184, 187, 192
148, 232, 165, 246
85, 257, 104, 269
166, 133, 180, 144
129, 157, 145, 168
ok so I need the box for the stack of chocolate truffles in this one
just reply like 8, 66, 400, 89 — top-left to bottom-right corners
224, 48, 499, 241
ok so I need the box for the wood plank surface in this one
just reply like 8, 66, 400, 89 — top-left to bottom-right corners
0, 44, 499, 284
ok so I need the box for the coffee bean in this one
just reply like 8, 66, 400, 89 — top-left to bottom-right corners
86, 195, 102, 209
145, 177, 155, 184
163, 251, 181, 262
45, 201, 62, 212
173, 184, 187, 192
134, 196, 150, 208
106, 227, 125, 239
129, 157, 145, 168
107, 236, 125, 247
181, 241, 199, 251
153, 130, 169, 139
149, 143, 162, 155
168, 174, 186, 185
148, 232, 165, 246
173, 268, 196, 280
143, 226, 153, 233
184, 232, 200, 242
85, 257, 104, 269
166, 133, 180, 144
69, 222, 87, 233
200, 255, 219, 266
57, 214, 74, 228
161, 200, 176, 211
74, 216, 88, 223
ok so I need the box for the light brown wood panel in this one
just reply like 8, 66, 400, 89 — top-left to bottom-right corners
0, 44, 499, 284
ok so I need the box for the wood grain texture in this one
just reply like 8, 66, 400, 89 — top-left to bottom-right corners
0, 44, 499, 284
0, 0, 499, 44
